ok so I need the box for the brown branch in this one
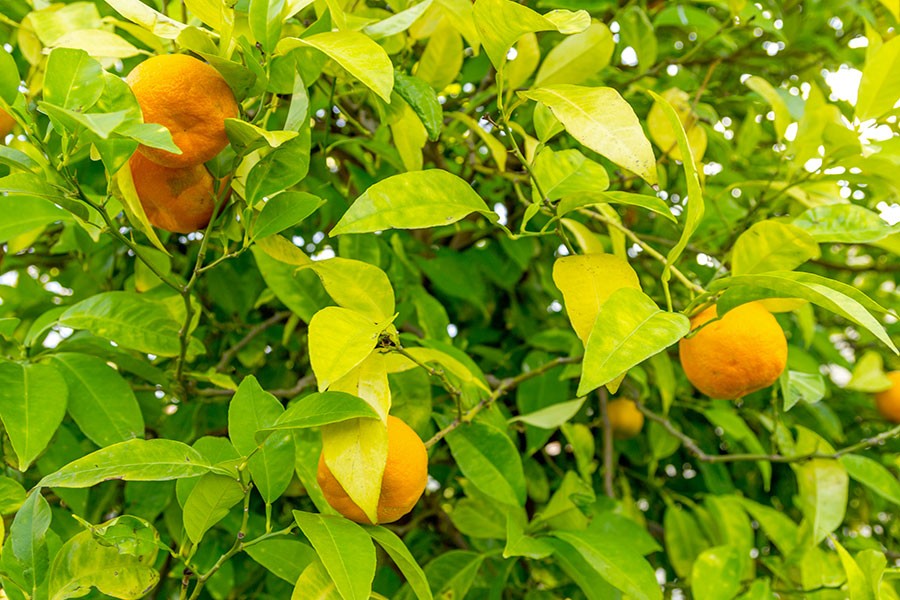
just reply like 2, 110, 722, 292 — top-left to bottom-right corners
215, 311, 291, 372
635, 401, 900, 464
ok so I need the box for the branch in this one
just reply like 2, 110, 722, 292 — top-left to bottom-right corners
425, 355, 582, 448
635, 402, 900, 464
580, 208, 706, 295
215, 311, 291, 372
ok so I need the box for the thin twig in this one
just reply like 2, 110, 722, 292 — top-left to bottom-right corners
580, 208, 706, 295
635, 402, 900, 464
215, 311, 291, 372
425, 355, 583, 448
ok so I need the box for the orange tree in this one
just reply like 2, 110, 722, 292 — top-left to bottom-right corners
0, 0, 899, 598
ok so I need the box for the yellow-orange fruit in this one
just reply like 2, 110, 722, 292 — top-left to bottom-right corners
679, 302, 787, 400
875, 371, 900, 423
125, 54, 238, 168
317, 415, 428, 525
129, 152, 218, 233
0, 108, 15, 138
607, 399, 644, 439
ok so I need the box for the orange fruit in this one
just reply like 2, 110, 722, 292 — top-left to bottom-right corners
679, 302, 787, 400
0, 108, 15, 138
317, 415, 428, 525
129, 152, 221, 233
875, 371, 900, 423
125, 54, 238, 168
607, 399, 644, 439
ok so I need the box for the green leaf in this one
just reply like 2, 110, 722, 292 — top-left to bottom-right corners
781, 370, 826, 411
544, 538, 621, 600
442, 419, 526, 506
245, 131, 311, 204
367, 526, 433, 600
793, 204, 900, 243
551, 527, 662, 600
645, 89, 704, 282
364, 0, 434, 39
253, 191, 324, 240
532, 147, 609, 201
245, 539, 317, 583
534, 22, 614, 87
10, 491, 51, 591
227, 376, 293, 503
840, 454, 900, 506
847, 351, 894, 393
791, 427, 848, 545
58, 292, 202, 357
330, 169, 496, 235
38, 103, 129, 139
0, 47, 20, 104
394, 71, 442, 141
856, 36, 900, 121
50, 353, 143, 447
0, 194, 68, 244
38, 439, 216, 488
308, 307, 385, 390
259, 391, 380, 439
519, 85, 657, 185
0, 476, 26, 514
744, 76, 790, 139
552, 253, 641, 344
251, 242, 329, 322
663, 505, 707, 579
183, 473, 245, 544
48, 528, 158, 600
225, 118, 298, 156
832, 537, 876, 600
711, 272, 897, 353
43, 48, 103, 111
409, 551, 484, 600
473, 0, 589, 70
736, 497, 799, 556
509, 398, 584, 428
279, 32, 393, 102
291, 560, 341, 599
249, 0, 285, 53
731, 221, 821, 274
301, 257, 395, 322
577, 288, 690, 396
557, 190, 676, 223
691, 545, 745, 600
0, 361, 68, 470
292, 511, 376, 600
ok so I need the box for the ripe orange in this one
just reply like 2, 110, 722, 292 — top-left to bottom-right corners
317, 415, 428, 525
679, 302, 787, 400
125, 54, 238, 168
875, 371, 900, 423
129, 152, 220, 233
0, 108, 15, 138
607, 399, 644, 439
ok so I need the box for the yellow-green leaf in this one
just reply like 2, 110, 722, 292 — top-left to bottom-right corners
519, 85, 658, 185
552, 253, 641, 344
321, 418, 389, 524
308, 307, 386, 391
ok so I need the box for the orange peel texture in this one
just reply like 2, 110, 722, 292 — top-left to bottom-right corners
679, 302, 787, 400
129, 152, 219, 233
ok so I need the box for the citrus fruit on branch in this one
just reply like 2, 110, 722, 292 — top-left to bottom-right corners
679, 302, 788, 400
125, 54, 238, 168
317, 415, 428, 525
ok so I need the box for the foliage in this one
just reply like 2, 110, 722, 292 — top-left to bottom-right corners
0, 0, 899, 598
